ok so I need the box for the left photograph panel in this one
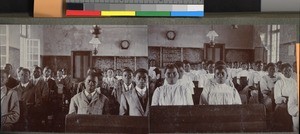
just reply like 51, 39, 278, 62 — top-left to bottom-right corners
0, 25, 149, 133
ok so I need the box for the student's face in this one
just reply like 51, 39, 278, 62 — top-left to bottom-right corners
85, 76, 98, 93
282, 67, 293, 78
241, 64, 247, 70
215, 69, 227, 84
19, 70, 30, 84
122, 71, 133, 84
177, 67, 184, 79
134, 72, 147, 89
267, 66, 276, 76
4, 65, 12, 75
107, 70, 114, 78
57, 71, 63, 77
256, 63, 263, 71
208, 64, 215, 73
183, 64, 191, 72
165, 68, 179, 85
43, 69, 51, 77
33, 68, 42, 79
1, 72, 8, 87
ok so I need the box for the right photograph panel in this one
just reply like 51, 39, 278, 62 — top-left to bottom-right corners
147, 25, 298, 133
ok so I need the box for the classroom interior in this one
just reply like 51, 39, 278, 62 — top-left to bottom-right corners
0, 24, 298, 133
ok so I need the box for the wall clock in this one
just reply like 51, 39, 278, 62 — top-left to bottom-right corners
166, 31, 176, 40
120, 40, 130, 49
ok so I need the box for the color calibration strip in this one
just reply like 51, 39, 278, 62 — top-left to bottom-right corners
65, 0, 204, 17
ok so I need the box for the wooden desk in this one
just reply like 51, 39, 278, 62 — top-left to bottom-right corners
150, 104, 267, 133
65, 114, 148, 133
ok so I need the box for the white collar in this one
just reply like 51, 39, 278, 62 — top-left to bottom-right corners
84, 90, 96, 97
124, 83, 133, 90
44, 76, 51, 81
136, 86, 147, 96
21, 82, 29, 88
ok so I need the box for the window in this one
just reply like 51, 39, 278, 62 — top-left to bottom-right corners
0, 25, 9, 68
267, 25, 280, 63
20, 37, 40, 71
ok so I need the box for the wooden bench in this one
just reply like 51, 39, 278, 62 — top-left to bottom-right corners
65, 114, 148, 133
150, 104, 267, 133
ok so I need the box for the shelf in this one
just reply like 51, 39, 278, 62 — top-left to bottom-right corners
0, 12, 299, 25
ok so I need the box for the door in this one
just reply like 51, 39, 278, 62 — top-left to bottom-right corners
204, 43, 225, 62
71, 51, 92, 81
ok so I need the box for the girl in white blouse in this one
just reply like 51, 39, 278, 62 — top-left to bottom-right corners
273, 63, 296, 131
199, 65, 242, 105
151, 64, 193, 106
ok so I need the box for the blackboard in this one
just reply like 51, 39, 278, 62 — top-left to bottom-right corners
162, 47, 181, 67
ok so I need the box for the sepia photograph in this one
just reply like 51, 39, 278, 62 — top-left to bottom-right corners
0, 24, 298, 133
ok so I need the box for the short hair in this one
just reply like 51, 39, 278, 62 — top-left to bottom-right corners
164, 63, 178, 74
214, 65, 228, 73
107, 68, 114, 71
123, 68, 133, 74
174, 61, 183, 68
34, 66, 42, 71
134, 68, 148, 77
215, 60, 226, 67
183, 60, 190, 65
17, 67, 23, 74
21, 68, 31, 74
153, 68, 161, 75
5, 64, 13, 70
281, 63, 292, 70
207, 60, 215, 65
265, 63, 276, 70
43, 66, 51, 72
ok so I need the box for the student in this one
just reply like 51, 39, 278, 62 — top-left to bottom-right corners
261, 63, 280, 112
4, 64, 19, 89
288, 87, 299, 132
291, 61, 297, 81
1, 70, 20, 131
69, 74, 110, 115
175, 61, 194, 95
119, 68, 149, 116
236, 62, 250, 85
183, 60, 197, 81
199, 65, 242, 105
113, 68, 135, 104
103, 68, 118, 90
13, 68, 36, 131
152, 64, 193, 106
273, 63, 296, 131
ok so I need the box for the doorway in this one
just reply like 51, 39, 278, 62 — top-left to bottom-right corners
204, 43, 225, 62
71, 51, 92, 81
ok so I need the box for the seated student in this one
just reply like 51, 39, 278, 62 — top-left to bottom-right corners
1, 70, 20, 131
288, 87, 299, 132
260, 63, 280, 111
273, 63, 296, 132
236, 62, 250, 85
113, 68, 135, 104
119, 68, 149, 116
174, 61, 194, 95
76, 67, 97, 94
13, 68, 36, 131
103, 68, 118, 92
183, 60, 197, 81
206, 61, 235, 88
199, 65, 242, 105
115, 69, 123, 80
252, 61, 267, 88
4, 64, 19, 89
149, 68, 164, 101
69, 74, 110, 115
152, 64, 193, 106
